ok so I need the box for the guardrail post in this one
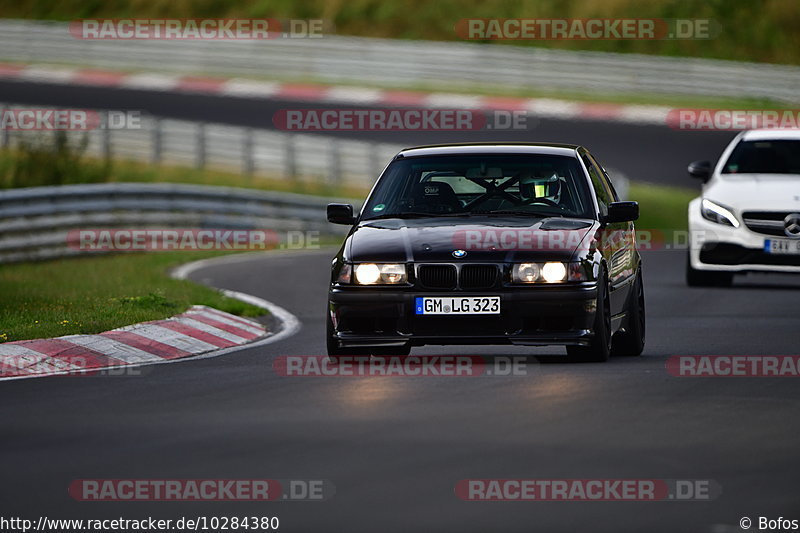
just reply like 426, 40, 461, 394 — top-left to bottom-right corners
101, 121, 112, 162
284, 134, 296, 180
243, 128, 254, 176
368, 142, 380, 186
328, 138, 341, 185
196, 123, 206, 170
0, 104, 8, 148
151, 117, 162, 165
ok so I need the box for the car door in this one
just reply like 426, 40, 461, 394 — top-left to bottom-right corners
581, 150, 635, 317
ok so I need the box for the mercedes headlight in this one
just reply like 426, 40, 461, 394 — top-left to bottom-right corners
701, 199, 739, 228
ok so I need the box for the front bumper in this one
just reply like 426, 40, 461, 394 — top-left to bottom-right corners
688, 199, 800, 274
329, 284, 598, 348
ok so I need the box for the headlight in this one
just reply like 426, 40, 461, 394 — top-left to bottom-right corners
512, 261, 577, 283
541, 262, 567, 283
512, 263, 540, 283
353, 263, 407, 285
701, 199, 739, 228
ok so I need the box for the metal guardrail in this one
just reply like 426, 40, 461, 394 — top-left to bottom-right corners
1, 20, 799, 103
0, 182, 353, 263
0, 104, 403, 188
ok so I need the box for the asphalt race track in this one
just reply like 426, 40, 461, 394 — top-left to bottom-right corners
0, 79, 738, 187
2, 78, 799, 532
2, 249, 799, 532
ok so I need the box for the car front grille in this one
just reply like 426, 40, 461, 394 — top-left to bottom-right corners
416, 264, 500, 290
460, 264, 499, 289
699, 242, 800, 266
417, 264, 458, 289
742, 211, 793, 237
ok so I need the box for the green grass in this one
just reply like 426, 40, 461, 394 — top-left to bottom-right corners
1, 0, 798, 65
629, 182, 695, 232
0, 251, 265, 343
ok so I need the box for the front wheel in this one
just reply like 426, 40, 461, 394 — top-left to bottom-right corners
566, 270, 611, 362
326, 312, 371, 361
326, 313, 410, 361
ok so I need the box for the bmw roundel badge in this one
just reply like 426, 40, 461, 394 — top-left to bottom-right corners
452, 249, 467, 258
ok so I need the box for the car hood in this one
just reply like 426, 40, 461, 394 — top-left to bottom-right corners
706, 174, 800, 212
345, 216, 598, 263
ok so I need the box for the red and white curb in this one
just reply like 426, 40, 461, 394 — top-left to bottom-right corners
0, 306, 265, 379
0, 63, 671, 126
0, 254, 302, 381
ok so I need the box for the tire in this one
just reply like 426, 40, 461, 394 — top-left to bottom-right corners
611, 268, 645, 357
326, 312, 371, 361
686, 252, 733, 287
567, 269, 611, 362
325, 313, 409, 361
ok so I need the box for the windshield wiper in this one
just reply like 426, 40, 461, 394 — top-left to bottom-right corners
364, 212, 465, 221
468, 210, 560, 217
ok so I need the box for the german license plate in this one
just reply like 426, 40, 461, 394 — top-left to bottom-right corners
765, 239, 800, 255
415, 296, 500, 315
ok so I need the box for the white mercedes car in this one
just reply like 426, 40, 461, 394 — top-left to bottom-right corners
687, 128, 800, 286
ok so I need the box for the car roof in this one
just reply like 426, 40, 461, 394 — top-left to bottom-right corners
397, 142, 582, 158
741, 128, 800, 141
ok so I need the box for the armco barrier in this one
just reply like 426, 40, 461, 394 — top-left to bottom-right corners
0, 182, 354, 263
0, 104, 403, 189
0, 20, 798, 103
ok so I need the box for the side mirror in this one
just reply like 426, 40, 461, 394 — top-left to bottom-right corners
688, 160, 711, 181
605, 201, 639, 223
327, 203, 356, 225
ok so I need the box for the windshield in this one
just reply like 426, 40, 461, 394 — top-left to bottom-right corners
722, 140, 800, 175
361, 154, 594, 220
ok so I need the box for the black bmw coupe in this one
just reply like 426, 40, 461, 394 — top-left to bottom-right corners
326, 143, 644, 362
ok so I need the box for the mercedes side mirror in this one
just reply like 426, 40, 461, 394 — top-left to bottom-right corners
688, 160, 711, 182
